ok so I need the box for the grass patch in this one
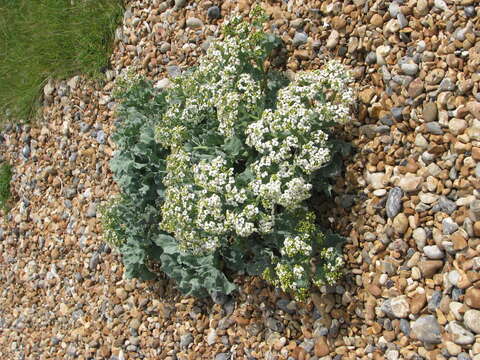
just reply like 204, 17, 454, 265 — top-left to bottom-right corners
0, 0, 124, 122
0, 162, 12, 212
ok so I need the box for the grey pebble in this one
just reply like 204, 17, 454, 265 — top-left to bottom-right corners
211, 290, 228, 305
86, 203, 97, 218
207, 6, 220, 20
399, 319, 410, 335
180, 333, 193, 349
215, 353, 230, 360
266, 317, 284, 332
425, 122, 443, 135
442, 217, 458, 235
96, 130, 106, 144
386, 187, 403, 218
292, 32, 308, 47
89, 252, 101, 271
427, 291, 442, 312
432, 196, 457, 214
167, 65, 182, 78
411, 315, 442, 344
400, 63, 418, 76
465, 6, 476, 17
22, 145, 30, 158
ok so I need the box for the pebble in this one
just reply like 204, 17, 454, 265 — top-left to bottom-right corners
292, 32, 308, 47
180, 333, 194, 349
381, 296, 410, 318
446, 321, 475, 345
423, 102, 438, 122
423, 245, 444, 260
174, 0, 186, 10
442, 217, 459, 235
433, 197, 457, 214
411, 315, 442, 344
425, 122, 443, 135
465, 288, 480, 309
186, 17, 203, 29
400, 63, 418, 76
464, 310, 480, 334
326, 30, 339, 49
207, 6, 221, 20
22, 145, 30, 158
434, 0, 448, 11
399, 175, 422, 193
392, 213, 408, 234
428, 291, 442, 312
386, 187, 403, 218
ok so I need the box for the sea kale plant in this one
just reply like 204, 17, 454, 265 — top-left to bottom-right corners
102, 7, 354, 301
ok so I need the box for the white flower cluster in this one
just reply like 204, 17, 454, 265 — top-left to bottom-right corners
246, 63, 353, 210
155, 15, 353, 255
314, 247, 344, 286
280, 234, 312, 257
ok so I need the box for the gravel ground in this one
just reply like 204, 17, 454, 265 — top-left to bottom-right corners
1, 0, 480, 359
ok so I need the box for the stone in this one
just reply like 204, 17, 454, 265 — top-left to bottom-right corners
211, 291, 228, 305
408, 78, 424, 98
428, 291, 442, 312
410, 292, 427, 314
419, 260, 443, 278
207, 6, 221, 19
180, 333, 194, 349
206, 328, 217, 345
326, 30, 339, 49
174, 0, 186, 9
419, 193, 438, 204
442, 217, 459, 235
399, 175, 422, 192
467, 101, 480, 119
89, 252, 100, 271
425, 122, 443, 135
446, 321, 475, 345
415, 133, 428, 148
186, 17, 203, 29
22, 145, 30, 158
386, 187, 403, 218
412, 228, 427, 248
382, 296, 410, 318
446, 341, 462, 356
470, 200, 480, 221
423, 245, 444, 260
376, 45, 391, 65
370, 13, 383, 27
401, 63, 418, 76
44, 81, 55, 96
433, 197, 457, 214
215, 353, 230, 360
166, 65, 182, 78
465, 288, 480, 309
86, 203, 96, 218
392, 213, 408, 234
464, 310, 480, 334
423, 102, 438, 122
411, 315, 442, 344
400, 319, 410, 335
359, 88, 376, 104
449, 119, 468, 135
292, 32, 308, 47
314, 336, 329, 357
448, 270, 461, 287
154, 78, 171, 89
434, 0, 448, 11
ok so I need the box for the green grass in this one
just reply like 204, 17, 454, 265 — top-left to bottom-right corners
0, 162, 12, 212
0, 0, 124, 122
